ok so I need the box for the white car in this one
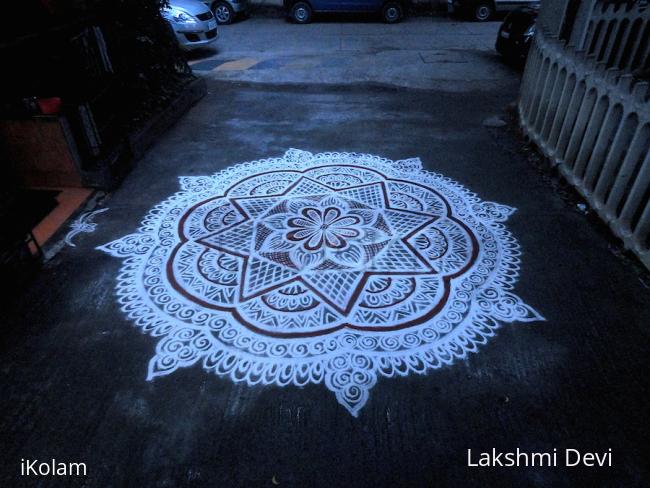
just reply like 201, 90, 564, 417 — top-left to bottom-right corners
201, 0, 251, 25
448, 0, 540, 21
162, 0, 218, 51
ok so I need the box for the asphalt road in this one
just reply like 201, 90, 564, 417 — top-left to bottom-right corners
1, 14, 649, 488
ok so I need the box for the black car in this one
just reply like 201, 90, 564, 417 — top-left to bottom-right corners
495, 7, 537, 64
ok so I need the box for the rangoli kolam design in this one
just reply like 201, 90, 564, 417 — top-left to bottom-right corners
98, 149, 543, 415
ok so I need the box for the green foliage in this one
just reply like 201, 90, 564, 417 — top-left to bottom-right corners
96, 0, 194, 127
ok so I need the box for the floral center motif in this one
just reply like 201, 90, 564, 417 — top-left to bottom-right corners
286, 206, 361, 251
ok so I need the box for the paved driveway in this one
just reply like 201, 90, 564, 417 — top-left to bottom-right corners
1, 14, 649, 488
187, 16, 517, 90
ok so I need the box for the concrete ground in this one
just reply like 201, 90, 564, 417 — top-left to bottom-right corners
186, 16, 516, 91
1, 15, 650, 488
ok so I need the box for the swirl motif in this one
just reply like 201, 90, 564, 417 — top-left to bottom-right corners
97, 149, 544, 416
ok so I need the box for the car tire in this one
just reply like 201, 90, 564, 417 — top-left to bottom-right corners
213, 2, 234, 24
290, 2, 313, 23
472, 1, 493, 21
382, 2, 403, 23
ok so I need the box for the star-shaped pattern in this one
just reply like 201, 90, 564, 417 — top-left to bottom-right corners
197, 177, 439, 314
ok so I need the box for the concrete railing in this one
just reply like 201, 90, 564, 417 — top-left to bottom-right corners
519, 29, 650, 269
577, 1, 650, 73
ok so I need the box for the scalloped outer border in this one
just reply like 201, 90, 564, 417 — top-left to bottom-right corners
97, 149, 544, 416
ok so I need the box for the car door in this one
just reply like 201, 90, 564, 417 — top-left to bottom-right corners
336, 0, 379, 12
309, 0, 379, 13
309, 0, 351, 12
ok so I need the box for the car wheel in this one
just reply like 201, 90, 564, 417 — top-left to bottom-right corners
291, 2, 313, 23
213, 2, 234, 24
473, 2, 493, 21
382, 2, 403, 23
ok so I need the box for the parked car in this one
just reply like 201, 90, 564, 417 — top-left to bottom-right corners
495, 7, 537, 64
448, 0, 539, 22
201, 0, 250, 25
284, 0, 408, 24
162, 0, 218, 51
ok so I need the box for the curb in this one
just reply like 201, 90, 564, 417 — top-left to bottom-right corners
128, 77, 207, 162
82, 77, 207, 190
